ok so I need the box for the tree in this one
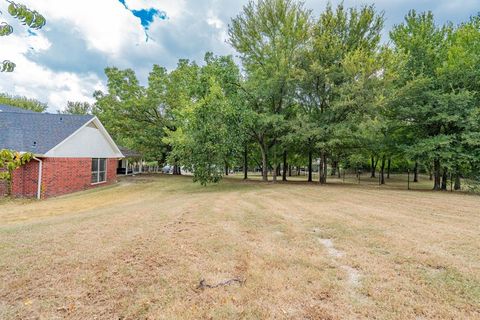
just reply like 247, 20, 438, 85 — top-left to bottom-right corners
298, 3, 384, 184
229, 0, 311, 181
164, 53, 245, 184
1, 1, 46, 72
165, 78, 240, 185
60, 101, 92, 115
0, 93, 47, 112
94, 67, 169, 163
163, 59, 201, 174
0, 149, 32, 196
437, 15, 480, 189
389, 11, 480, 190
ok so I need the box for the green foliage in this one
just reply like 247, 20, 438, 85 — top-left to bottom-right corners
229, 0, 311, 181
0, 93, 47, 112
7, 1, 46, 29
390, 10, 450, 79
1, 1, 46, 72
389, 11, 480, 189
294, 3, 385, 182
163, 53, 245, 184
166, 78, 238, 185
94, 67, 169, 163
0, 60, 15, 72
60, 101, 92, 115
0, 21, 13, 35
91, 1, 479, 189
0, 149, 32, 195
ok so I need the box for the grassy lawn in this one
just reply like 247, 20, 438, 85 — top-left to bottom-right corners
0, 175, 479, 319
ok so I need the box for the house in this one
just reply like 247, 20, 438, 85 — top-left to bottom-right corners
0, 104, 124, 199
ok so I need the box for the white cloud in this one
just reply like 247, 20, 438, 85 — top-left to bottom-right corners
14, 0, 144, 57
0, 54, 104, 112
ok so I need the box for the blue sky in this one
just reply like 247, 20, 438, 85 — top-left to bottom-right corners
0, 0, 478, 112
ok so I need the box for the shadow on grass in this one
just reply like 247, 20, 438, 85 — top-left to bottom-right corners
119, 173, 479, 197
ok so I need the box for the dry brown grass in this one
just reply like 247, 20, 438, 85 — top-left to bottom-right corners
0, 175, 479, 319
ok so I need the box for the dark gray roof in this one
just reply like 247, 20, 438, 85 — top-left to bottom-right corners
0, 106, 94, 154
119, 146, 143, 158
0, 104, 37, 113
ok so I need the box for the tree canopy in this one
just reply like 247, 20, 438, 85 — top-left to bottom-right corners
60, 101, 92, 115
0, 93, 47, 112
92, 1, 480, 190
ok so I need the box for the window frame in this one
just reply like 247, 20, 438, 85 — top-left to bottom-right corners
91, 158, 107, 185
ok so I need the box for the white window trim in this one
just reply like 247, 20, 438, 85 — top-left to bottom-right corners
91, 158, 107, 185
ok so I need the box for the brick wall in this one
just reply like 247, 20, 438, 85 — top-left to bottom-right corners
2, 158, 118, 199
1, 161, 39, 198
12, 161, 40, 198
41, 158, 118, 198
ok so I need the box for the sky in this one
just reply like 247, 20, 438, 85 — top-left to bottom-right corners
0, 0, 478, 112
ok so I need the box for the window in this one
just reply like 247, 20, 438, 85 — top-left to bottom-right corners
91, 158, 107, 184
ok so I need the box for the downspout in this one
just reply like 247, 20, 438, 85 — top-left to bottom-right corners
33, 157, 43, 200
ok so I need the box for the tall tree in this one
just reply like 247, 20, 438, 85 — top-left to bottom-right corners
164, 78, 239, 185
94, 67, 168, 163
299, 3, 384, 184
164, 53, 245, 184
437, 15, 480, 189
389, 11, 479, 190
163, 59, 201, 174
229, 0, 311, 181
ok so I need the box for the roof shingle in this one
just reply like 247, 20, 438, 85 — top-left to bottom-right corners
0, 106, 94, 154
0, 104, 37, 114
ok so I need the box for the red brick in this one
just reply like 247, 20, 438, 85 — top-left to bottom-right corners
1, 158, 119, 199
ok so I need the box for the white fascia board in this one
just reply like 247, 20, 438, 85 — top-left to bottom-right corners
91, 117, 125, 158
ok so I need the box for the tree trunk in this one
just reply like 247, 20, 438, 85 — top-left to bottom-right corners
319, 152, 327, 184
243, 145, 248, 180
260, 143, 268, 182
323, 153, 328, 184
337, 164, 341, 179
371, 156, 377, 178
387, 158, 391, 179
413, 161, 418, 183
173, 164, 181, 175
441, 169, 448, 191
433, 159, 441, 190
288, 164, 292, 177
331, 160, 337, 176
273, 163, 277, 182
282, 150, 287, 181
319, 156, 323, 183
296, 166, 300, 176
380, 155, 386, 185
454, 174, 461, 191
308, 151, 313, 182
225, 163, 229, 176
